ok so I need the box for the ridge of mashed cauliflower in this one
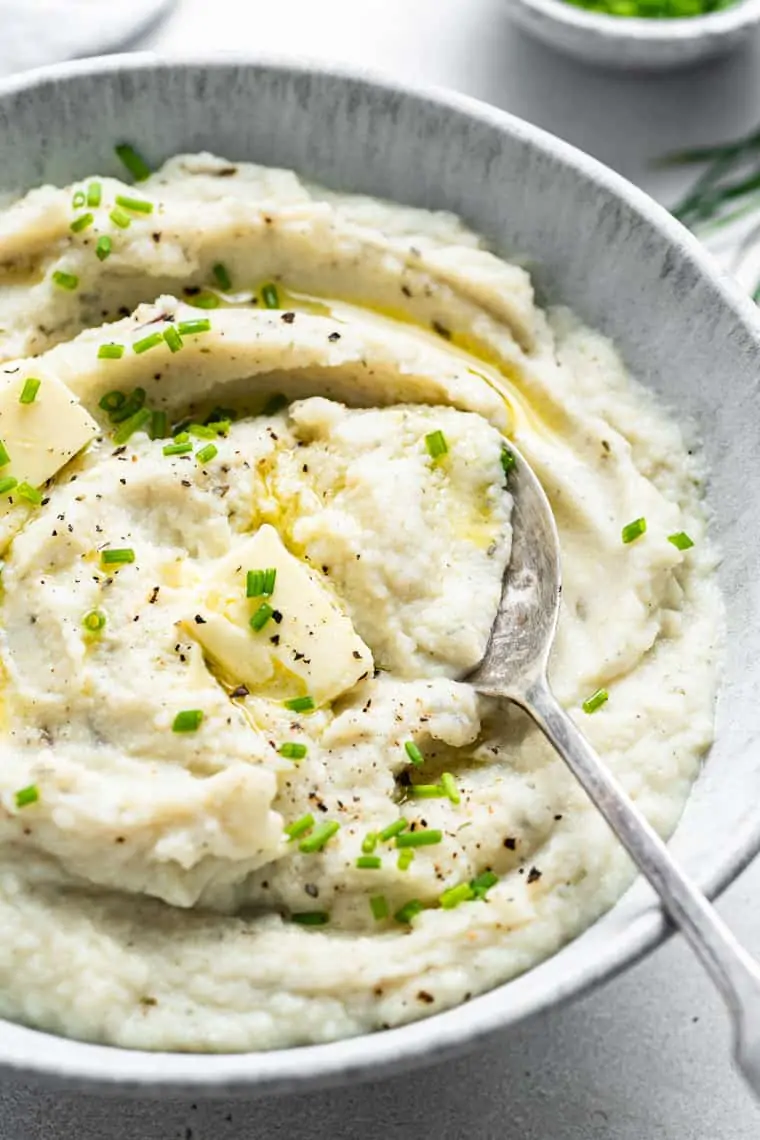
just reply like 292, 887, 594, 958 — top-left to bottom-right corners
0, 154, 722, 1052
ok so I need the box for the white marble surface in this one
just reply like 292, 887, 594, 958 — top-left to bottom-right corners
4, 1, 760, 1135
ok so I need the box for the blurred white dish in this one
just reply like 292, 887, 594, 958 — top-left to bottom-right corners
0, 0, 174, 77
508, 0, 760, 68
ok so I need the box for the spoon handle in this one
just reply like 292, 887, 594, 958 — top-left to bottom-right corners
520, 676, 760, 1098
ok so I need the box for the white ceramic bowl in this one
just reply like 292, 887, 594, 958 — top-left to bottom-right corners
508, 0, 760, 68
0, 54, 759, 1096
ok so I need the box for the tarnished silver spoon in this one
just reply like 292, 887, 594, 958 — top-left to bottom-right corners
466, 444, 760, 1100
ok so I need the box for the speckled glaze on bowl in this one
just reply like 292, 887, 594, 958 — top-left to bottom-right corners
0, 53, 758, 1097
508, 0, 760, 69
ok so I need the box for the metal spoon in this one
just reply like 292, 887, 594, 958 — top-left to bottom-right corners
466, 444, 760, 1099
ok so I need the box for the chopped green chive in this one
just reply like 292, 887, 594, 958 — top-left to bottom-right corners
109, 207, 131, 229
95, 235, 112, 261
113, 407, 151, 446
395, 900, 423, 924
470, 870, 498, 899
206, 405, 237, 425
98, 343, 125, 360
404, 740, 424, 767
133, 332, 163, 355
15, 784, 39, 809
149, 411, 168, 440
440, 882, 475, 909
370, 894, 389, 921
213, 263, 232, 291
246, 568, 277, 597
379, 818, 409, 842
72, 190, 86, 209
299, 820, 340, 853
362, 832, 378, 854
582, 688, 609, 715
205, 419, 231, 436
177, 318, 211, 336
189, 423, 217, 440
278, 742, 307, 760
425, 430, 448, 460
501, 444, 516, 476
115, 143, 151, 182
188, 291, 220, 310
172, 709, 203, 733
441, 772, 460, 805
52, 270, 79, 291
396, 829, 443, 848
261, 283, 280, 309
583, 0, 737, 22
668, 531, 695, 551
356, 855, 382, 869
163, 441, 193, 456
17, 482, 42, 506
101, 548, 135, 566
70, 212, 94, 234
249, 602, 274, 632
409, 783, 447, 799
285, 813, 314, 841
86, 181, 102, 208
82, 609, 106, 634
173, 431, 190, 444
99, 390, 126, 413
196, 443, 218, 465
115, 193, 153, 215
163, 325, 183, 354
622, 517, 647, 544
110, 388, 146, 422
0, 440, 9, 467
19, 377, 41, 404
284, 695, 315, 713
290, 911, 328, 926
397, 848, 415, 871
0, 477, 17, 496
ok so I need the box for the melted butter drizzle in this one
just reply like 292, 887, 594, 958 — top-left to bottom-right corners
185, 281, 560, 441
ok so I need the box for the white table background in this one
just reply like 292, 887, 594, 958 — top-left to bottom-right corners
4, 1, 760, 1135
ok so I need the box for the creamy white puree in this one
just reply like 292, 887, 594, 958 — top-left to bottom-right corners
0, 153, 721, 1051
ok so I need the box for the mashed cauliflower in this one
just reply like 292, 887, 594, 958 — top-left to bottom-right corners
0, 152, 721, 1051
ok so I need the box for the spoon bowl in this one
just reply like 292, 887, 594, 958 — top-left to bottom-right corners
468, 444, 561, 698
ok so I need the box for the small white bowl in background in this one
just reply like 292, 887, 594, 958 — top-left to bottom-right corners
508, 0, 760, 68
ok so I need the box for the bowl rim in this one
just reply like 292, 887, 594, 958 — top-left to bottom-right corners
511, 0, 760, 40
0, 49, 758, 1096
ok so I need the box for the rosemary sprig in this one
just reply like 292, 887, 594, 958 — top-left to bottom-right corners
657, 127, 760, 168
661, 123, 760, 298
663, 124, 760, 226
